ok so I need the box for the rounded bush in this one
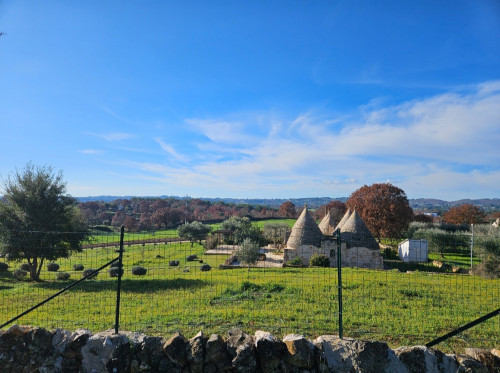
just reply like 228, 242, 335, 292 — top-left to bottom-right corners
47, 262, 60, 272
310, 254, 330, 267
82, 268, 99, 279
56, 272, 71, 280
0, 262, 9, 271
200, 264, 211, 272
73, 264, 84, 271
132, 266, 147, 276
108, 266, 124, 277
20, 263, 30, 271
169, 260, 179, 267
288, 257, 303, 266
186, 255, 197, 261
13, 269, 28, 280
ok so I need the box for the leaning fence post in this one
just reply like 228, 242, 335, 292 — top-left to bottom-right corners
114, 226, 125, 334
336, 228, 343, 339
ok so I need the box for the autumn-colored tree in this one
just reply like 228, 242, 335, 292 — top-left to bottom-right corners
442, 204, 485, 225
315, 200, 346, 221
279, 201, 296, 218
346, 183, 413, 241
111, 210, 126, 227
152, 207, 182, 228
123, 216, 138, 232
138, 213, 152, 230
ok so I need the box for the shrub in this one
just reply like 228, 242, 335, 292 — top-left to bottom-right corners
13, 268, 28, 280
382, 247, 399, 260
108, 266, 124, 277
56, 272, 71, 280
0, 262, 9, 271
82, 268, 99, 279
310, 254, 330, 267
473, 256, 500, 279
47, 262, 60, 272
132, 266, 147, 276
289, 257, 303, 266
20, 263, 30, 271
93, 225, 114, 232
200, 264, 211, 272
73, 264, 84, 271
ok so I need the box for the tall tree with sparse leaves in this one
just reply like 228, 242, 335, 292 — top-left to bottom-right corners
346, 183, 413, 241
0, 163, 89, 281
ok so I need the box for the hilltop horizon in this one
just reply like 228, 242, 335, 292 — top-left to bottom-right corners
74, 195, 500, 211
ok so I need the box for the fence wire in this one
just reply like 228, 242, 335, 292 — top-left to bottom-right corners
0, 228, 498, 353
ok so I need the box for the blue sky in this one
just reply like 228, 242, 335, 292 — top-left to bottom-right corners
1, 1, 499, 200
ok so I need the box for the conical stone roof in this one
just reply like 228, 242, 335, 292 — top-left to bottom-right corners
286, 205, 323, 249
334, 209, 352, 232
318, 211, 336, 235
340, 209, 379, 250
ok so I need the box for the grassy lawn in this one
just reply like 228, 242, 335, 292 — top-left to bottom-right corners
0, 235, 498, 354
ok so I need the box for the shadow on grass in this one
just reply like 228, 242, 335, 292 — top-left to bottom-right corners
383, 260, 449, 273
34, 278, 208, 293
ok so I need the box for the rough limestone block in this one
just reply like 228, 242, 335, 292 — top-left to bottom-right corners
283, 334, 315, 369
254, 330, 286, 373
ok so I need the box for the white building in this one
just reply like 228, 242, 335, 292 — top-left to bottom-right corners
398, 239, 428, 263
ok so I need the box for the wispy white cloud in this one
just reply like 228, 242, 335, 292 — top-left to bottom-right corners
79, 149, 103, 155
117, 81, 500, 199
154, 138, 188, 162
86, 132, 134, 141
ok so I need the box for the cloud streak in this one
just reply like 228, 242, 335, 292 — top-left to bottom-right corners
121, 81, 500, 199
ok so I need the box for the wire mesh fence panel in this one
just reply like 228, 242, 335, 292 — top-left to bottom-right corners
0, 228, 498, 352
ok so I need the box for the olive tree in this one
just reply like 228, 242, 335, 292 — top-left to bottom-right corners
0, 163, 89, 281
235, 238, 261, 271
220, 216, 264, 245
178, 221, 212, 247
263, 222, 289, 248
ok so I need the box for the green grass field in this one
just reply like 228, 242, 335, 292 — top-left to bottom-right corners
0, 233, 498, 354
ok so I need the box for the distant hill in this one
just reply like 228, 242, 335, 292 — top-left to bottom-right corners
75, 195, 500, 211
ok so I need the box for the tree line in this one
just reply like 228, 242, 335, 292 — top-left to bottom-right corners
1, 163, 498, 281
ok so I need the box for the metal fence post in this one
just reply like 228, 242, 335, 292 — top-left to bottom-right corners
114, 226, 125, 334
336, 228, 343, 339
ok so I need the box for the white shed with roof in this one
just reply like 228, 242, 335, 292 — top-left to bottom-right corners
398, 239, 428, 263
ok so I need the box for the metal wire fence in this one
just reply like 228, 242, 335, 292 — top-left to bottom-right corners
0, 227, 498, 352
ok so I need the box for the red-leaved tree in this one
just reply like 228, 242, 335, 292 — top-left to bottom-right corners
443, 204, 485, 225
346, 183, 413, 241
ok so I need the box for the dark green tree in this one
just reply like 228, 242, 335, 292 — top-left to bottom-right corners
178, 221, 212, 247
0, 163, 89, 281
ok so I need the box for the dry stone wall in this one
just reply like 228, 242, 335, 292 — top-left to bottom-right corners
0, 324, 498, 373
